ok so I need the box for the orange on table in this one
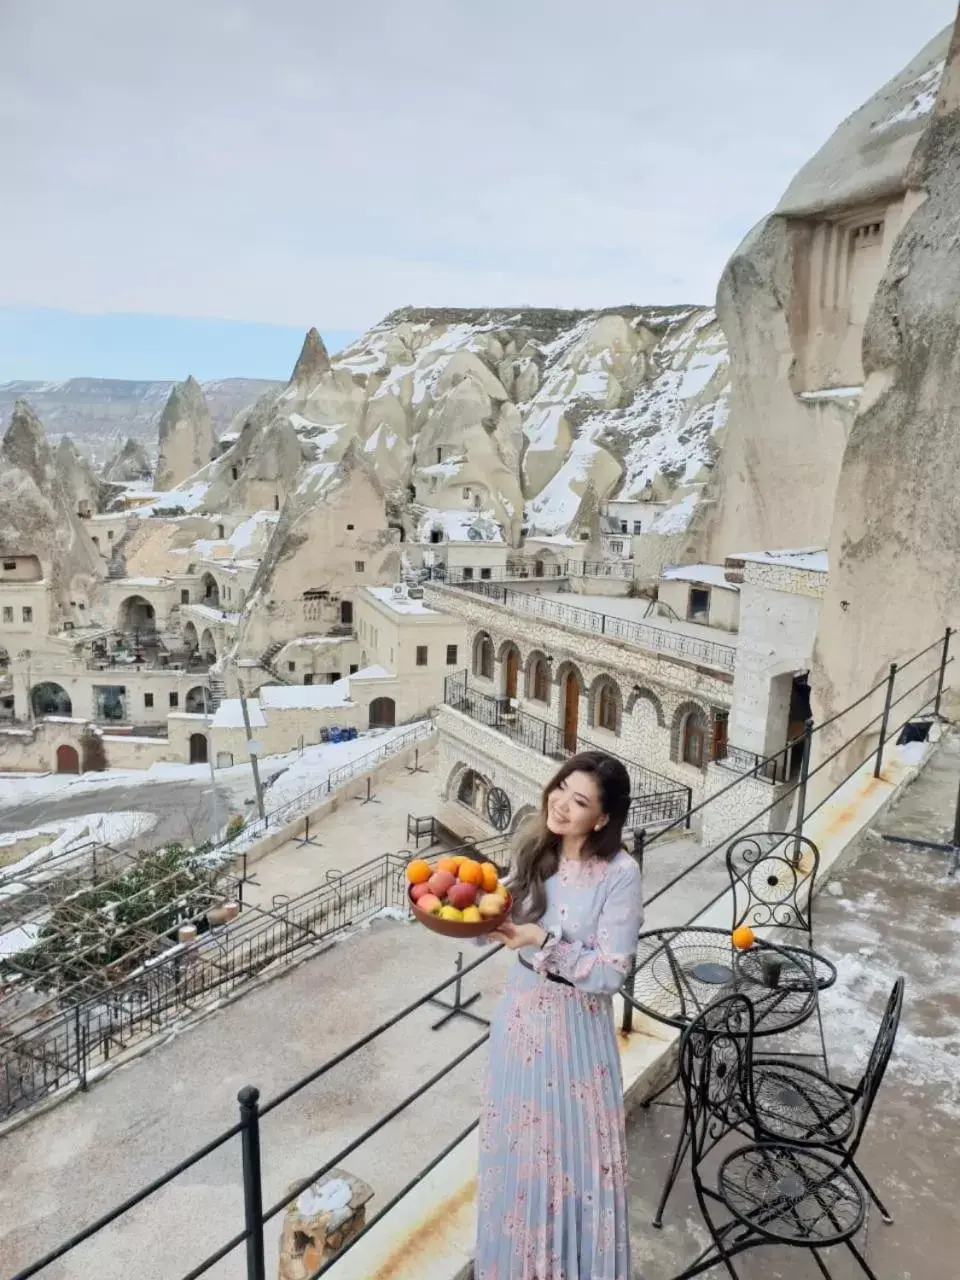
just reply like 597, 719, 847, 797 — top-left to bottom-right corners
480, 862, 499, 893
457, 858, 483, 886
405, 859, 432, 885
731, 925, 756, 951
436, 855, 462, 876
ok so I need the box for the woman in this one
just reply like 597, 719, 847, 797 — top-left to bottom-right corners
475, 750, 644, 1280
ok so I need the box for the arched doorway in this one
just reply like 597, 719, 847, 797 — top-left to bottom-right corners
562, 671, 580, 752
32, 682, 73, 717
189, 733, 208, 764
118, 595, 156, 637
200, 574, 220, 608
369, 697, 396, 728
56, 744, 80, 774
185, 686, 210, 714
457, 768, 489, 815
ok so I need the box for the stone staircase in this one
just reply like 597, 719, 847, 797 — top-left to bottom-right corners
207, 671, 226, 711
257, 640, 294, 686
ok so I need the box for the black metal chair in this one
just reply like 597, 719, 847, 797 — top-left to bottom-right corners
674, 993, 878, 1280
727, 831, 834, 1071
752, 976, 905, 1225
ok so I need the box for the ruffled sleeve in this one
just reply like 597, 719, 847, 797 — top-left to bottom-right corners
530, 854, 643, 994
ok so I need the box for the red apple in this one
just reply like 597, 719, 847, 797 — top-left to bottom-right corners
416, 893, 442, 915
411, 882, 433, 903
427, 870, 457, 898
447, 881, 478, 910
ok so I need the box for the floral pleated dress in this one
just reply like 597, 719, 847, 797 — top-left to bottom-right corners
475, 850, 644, 1280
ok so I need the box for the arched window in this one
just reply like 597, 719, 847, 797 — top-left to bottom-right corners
682, 710, 706, 767
531, 657, 549, 703
473, 632, 494, 680
597, 681, 620, 734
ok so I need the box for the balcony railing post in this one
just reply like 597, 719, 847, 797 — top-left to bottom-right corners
793, 717, 814, 856
238, 1086, 266, 1280
934, 627, 952, 717
874, 663, 898, 780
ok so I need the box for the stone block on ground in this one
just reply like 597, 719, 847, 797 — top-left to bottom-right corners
277, 1168, 373, 1280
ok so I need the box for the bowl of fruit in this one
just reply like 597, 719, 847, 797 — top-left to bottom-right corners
405, 854, 512, 938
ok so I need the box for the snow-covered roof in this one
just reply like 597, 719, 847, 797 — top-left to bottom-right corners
259, 683, 353, 711
211, 698, 266, 729
649, 491, 700, 535
661, 563, 738, 590
366, 586, 438, 617
731, 548, 829, 574
348, 664, 392, 681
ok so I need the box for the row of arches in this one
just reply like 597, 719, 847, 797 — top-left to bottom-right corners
30, 683, 214, 721
469, 630, 718, 768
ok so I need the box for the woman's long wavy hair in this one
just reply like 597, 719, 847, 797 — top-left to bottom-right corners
509, 751, 632, 923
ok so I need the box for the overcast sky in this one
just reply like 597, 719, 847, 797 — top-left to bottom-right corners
0, 0, 955, 379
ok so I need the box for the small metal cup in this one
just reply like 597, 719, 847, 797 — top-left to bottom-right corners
759, 954, 782, 988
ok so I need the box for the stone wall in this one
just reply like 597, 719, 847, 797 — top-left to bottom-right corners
699, 759, 796, 849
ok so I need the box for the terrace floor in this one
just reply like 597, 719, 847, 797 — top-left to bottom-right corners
626, 734, 960, 1279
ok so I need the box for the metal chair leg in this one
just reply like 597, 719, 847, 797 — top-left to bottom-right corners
849, 1158, 894, 1224
813, 988, 831, 1076
642, 1066, 680, 1109
845, 1238, 881, 1279
652, 1125, 691, 1228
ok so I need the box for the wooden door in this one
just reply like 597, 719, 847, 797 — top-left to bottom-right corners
711, 711, 728, 762
56, 744, 80, 774
505, 648, 519, 700
563, 673, 579, 752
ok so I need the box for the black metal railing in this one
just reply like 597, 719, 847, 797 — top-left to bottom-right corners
713, 740, 795, 784
432, 581, 737, 672
0, 854, 409, 1121
7, 628, 954, 1280
443, 670, 691, 825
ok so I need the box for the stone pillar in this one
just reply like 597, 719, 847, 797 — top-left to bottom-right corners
278, 1169, 373, 1280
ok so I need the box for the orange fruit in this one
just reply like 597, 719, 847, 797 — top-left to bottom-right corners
405, 859, 432, 885
480, 862, 499, 893
731, 925, 756, 951
458, 858, 483, 886
437, 856, 461, 876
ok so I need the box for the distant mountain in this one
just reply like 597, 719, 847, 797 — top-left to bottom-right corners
0, 377, 281, 464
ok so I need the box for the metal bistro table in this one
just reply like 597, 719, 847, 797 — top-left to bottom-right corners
624, 924, 828, 1227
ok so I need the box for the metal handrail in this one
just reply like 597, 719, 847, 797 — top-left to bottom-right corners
431, 580, 737, 672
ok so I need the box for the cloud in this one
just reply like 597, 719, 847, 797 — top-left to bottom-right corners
0, 0, 955, 331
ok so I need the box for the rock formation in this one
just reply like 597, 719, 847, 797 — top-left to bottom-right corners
154, 376, 215, 491
0, 403, 100, 617
812, 13, 960, 734
688, 25, 951, 563
102, 436, 153, 484
2, 400, 57, 494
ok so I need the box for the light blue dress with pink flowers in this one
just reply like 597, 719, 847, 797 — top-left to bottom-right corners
475, 850, 644, 1280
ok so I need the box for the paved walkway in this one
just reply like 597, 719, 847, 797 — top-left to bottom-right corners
627, 734, 960, 1278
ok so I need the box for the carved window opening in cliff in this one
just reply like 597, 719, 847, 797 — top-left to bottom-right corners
429, 527, 444, 544
340, 600, 353, 626
217, 524, 225, 540
687, 587, 710, 624
32, 682, 72, 718
231, 466, 238, 481
274, 495, 280, 510
851, 221, 883, 249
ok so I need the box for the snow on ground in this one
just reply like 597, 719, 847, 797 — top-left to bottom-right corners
872, 59, 945, 133
0, 811, 157, 881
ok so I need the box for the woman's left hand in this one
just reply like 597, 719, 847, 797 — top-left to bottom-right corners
488, 921, 546, 950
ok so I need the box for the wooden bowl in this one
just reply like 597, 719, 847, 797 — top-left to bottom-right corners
408, 886, 512, 938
